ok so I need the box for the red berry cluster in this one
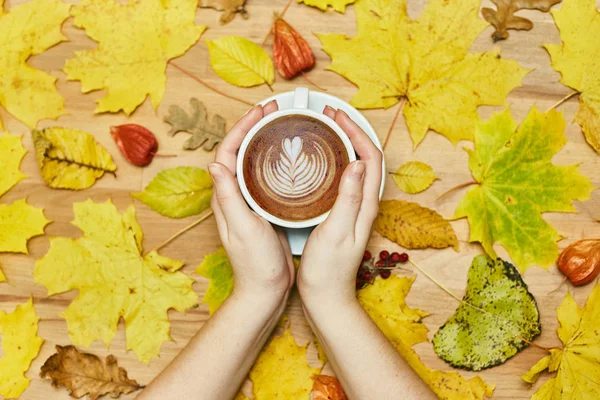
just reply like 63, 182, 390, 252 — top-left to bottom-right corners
356, 250, 409, 290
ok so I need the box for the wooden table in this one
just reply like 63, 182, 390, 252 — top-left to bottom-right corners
2, 0, 599, 398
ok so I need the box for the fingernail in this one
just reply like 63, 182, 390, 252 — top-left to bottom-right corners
208, 163, 222, 183
323, 105, 336, 113
338, 109, 350, 120
265, 99, 277, 108
351, 161, 365, 181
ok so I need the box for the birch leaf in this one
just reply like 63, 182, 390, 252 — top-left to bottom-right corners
391, 161, 438, 194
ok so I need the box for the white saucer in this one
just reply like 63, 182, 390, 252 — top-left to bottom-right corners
257, 89, 385, 255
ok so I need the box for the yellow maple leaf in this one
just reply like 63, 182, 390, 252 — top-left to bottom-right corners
375, 199, 459, 251
298, 0, 356, 13
545, 0, 600, 154
0, 199, 50, 254
207, 36, 275, 88
391, 161, 438, 194
0, 0, 69, 128
317, 0, 529, 147
522, 284, 600, 399
64, 0, 205, 115
32, 127, 116, 190
34, 199, 198, 363
0, 298, 44, 399
0, 133, 26, 197
250, 328, 321, 400
358, 276, 494, 399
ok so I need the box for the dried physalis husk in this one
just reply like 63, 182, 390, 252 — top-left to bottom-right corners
272, 16, 315, 79
110, 124, 158, 166
557, 239, 600, 286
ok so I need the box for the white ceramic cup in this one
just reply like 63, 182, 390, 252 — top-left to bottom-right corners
236, 87, 357, 229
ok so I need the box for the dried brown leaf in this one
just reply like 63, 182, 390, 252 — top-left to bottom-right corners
40, 345, 143, 400
199, 0, 248, 24
482, 0, 561, 41
164, 97, 227, 151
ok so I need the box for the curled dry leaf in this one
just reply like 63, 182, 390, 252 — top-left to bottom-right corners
273, 16, 315, 79
40, 345, 143, 400
199, 0, 248, 24
110, 124, 158, 166
312, 375, 347, 400
482, 0, 562, 41
557, 239, 600, 286
164, 98, 227, 151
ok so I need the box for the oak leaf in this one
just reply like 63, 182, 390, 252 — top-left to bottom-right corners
390, 161, 438, 194
207, 36, 275, 88
358, 276, 494, 399
0, 133, 27, 197
522, 284, 600, 399
312, 375, 347, 400
164, 98, 227, 151
64, 0, 205, 115
317, 0, 529, 147
0, 298, 43, 399
32, 127, 116, 190
33, 199, 198, 363
375, 200, 459, 251
195, 247, 234, 315
199, 0, 248, 24
432, 255, 541, 371
40, 345, 143, 400
454, 107, 594, 272
0, 0, 69, 128
0, 199, 50, 254
482, 0, 562, 41
250, 328, 321, 400
544, 0, 600, 155
132, 166, 212, 218
298, 0, 356, 13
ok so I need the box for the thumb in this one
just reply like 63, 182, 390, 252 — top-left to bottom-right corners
324, 161, 365, 236
208, 162, 255, 228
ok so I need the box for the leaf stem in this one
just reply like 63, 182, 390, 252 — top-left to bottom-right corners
436, 181, 477, 201
382, 98, 406, 151
516, 336, 555, 352
262, 0, 294, 45
152, 210, 214, 253
548, 91, 579, 111
169, 62, 254, 106
301, 71, 328, 91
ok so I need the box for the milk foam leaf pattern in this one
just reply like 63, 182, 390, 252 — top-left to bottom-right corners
358, 276, 495, 399
64, 0, 205, 115
0, 298, 43, 399
432, 255, 541, 371
0, 133, 27, 197
454, 107, 594, 272
522, 284, 600, 400
0, 199, 50, 254
33, 199, 198, 363
195, 247, 234, 315
317, 0, 529, 147
132, 166, 212, 218
0, 0, 69, 128
164, 98, 227, 151
32, 128, 116, 190
298, 0, 356, 12
199, 0, 248, 24
544, 0, 600, 155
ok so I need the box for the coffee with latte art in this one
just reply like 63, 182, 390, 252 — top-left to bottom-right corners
243, 115, 351, 221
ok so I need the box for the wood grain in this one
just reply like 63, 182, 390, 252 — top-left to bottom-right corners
1, 0, 599, 399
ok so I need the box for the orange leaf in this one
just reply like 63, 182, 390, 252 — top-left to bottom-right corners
273, 17, 315, 79
312, 375, 347, 400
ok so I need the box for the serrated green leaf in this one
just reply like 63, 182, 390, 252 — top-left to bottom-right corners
432, 255, 541, 371
132, 166, 212, 218
195, 247, 233, 315
391, 161, 438, 194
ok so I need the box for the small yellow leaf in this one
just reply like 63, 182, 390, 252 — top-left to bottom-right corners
234, 393, 250, 400
250, 328, 321, 400
391, 161, 438, 194
0, 133, 27, 197
375, 200, 459, 251
298, 0, 356, 13
0, 298, 44, 399
314, 338, 328, 366
64, 0, 205, 114
0, 0, 69, 128
0, 199, 50, 254
207, 36, 275, 88
32, 127, 116, 190
195, 247, 234, 315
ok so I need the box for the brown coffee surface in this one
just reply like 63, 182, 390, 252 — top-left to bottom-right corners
243, 115, 350, 221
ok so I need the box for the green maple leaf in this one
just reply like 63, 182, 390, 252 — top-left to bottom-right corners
432, 255, 541, 371
195, 247, 233, 315
454, 107, 594, 272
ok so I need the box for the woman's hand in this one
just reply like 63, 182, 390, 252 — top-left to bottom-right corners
209, 101, 295, 301
297, 106, 382, 304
